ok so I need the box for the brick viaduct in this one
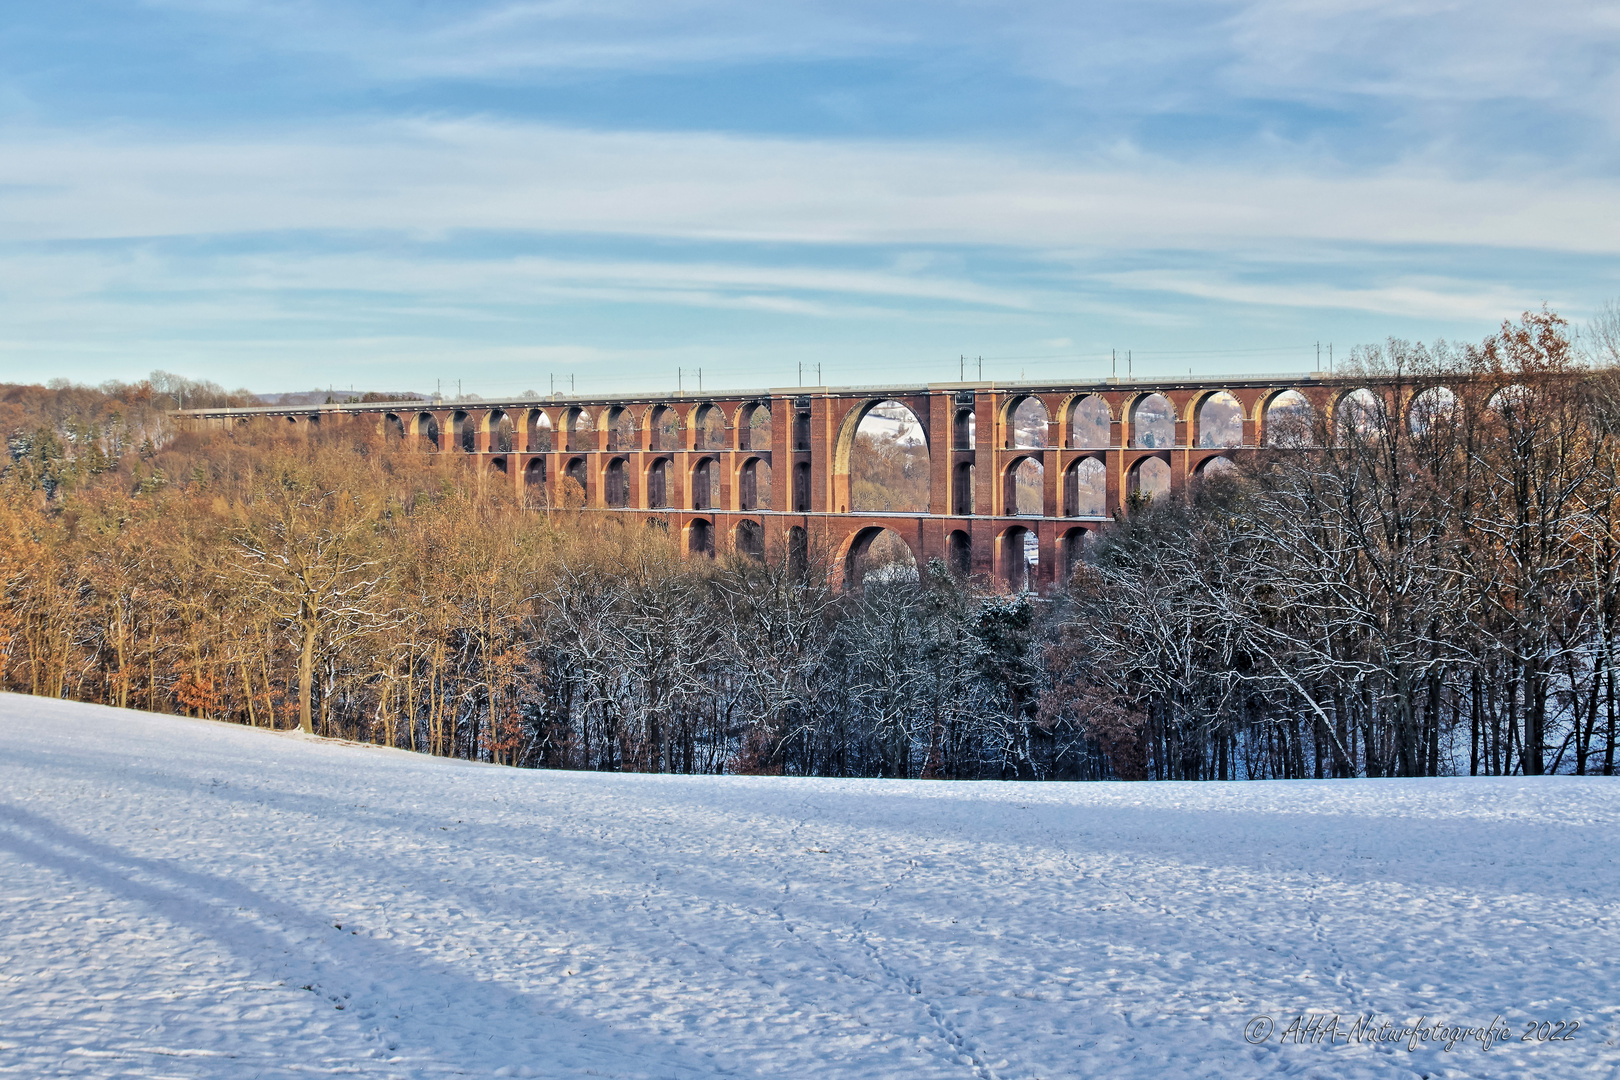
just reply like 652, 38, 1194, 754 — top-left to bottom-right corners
178, 374, 1356, 591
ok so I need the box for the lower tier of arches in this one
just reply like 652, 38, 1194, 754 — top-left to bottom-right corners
578, 508, 1103, 593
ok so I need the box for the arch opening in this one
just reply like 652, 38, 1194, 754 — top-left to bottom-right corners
792, 462, 811, 512
607, 407, 637, 451
383, 414, 405, 441
524, 457, 546, 491
953, 462, 975, 515
1408, 386, 1457, 436
1064, 456, 1106, 517
1061, 527, 1093, 580
1070, 394, 1111, 447
1197, 392, 1243, 448
954, 408, 975, 449
489, 410, 514, 453
1488, 384, 1533, 421
647, 458, 672, 509
416, 413, 441, 451
1008, 396, 1049, 449
739, 402, 772, 451
734, 519, 765, 561
1130, 394, 1175, 448
455, 411, 476, 453
694, 405, 725, 451
526, 409, 553, 452
851, 400, 929, 512
1263, 390, 1312, 447
687, 519, 714, 558
787, 525, 808, 578
1336, 388, 1385, 443
1007, 457, 1044, 516
1130, 456, 1170, 503
564, 408, 594, 453
947, 530, 971, 577
691, 457, 719, 510
605, 458, 629, 507
650, 405, 680, 451
843, 526, 918, 591
739, 457, 772, 510
563, 458, 588, 507
1000, 526, 1037, 593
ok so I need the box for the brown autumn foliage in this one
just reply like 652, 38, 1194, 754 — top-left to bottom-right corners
0, 401, 1099, 778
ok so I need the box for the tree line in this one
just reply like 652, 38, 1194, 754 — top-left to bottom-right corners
4, 310, 1619, 780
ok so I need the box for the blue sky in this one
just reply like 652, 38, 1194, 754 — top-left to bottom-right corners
2, 1, 1617, 396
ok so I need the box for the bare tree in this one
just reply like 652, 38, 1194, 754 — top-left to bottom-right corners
235, 459, 388, 734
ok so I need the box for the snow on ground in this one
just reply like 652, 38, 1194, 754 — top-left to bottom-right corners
1, 694, 1617, 1080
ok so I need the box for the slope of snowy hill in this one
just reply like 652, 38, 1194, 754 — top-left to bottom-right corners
1, 693, 1616, 1079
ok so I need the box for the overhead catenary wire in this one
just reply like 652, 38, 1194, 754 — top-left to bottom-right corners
321, 342, 1326, 400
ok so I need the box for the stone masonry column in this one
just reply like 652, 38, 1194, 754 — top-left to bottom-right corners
673, 401, 694, 510
927, 390, 954, 516
810, 393, 835, 513
973, 389, 999, 520
1169, 390, 1194, 498
1105, 397, 1125, 517
1042, 396, 1063, 520
1036, 519, 1058, 592
768, 392, 798, 516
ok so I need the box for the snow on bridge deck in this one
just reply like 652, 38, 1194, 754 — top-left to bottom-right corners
1, 692, 1616, 1078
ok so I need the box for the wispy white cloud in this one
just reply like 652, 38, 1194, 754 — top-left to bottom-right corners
0, 246, 1036, 324
240, 251, 1036, 308
1097, 269, 1546, 321
4, 119, 1619, 253
144, 0, 1620, 119
1220, 0, 1618, 107
124, 0, 1620, 179
145, 0, 909, 76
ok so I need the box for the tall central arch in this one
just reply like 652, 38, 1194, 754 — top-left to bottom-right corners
834, 398, 930, 515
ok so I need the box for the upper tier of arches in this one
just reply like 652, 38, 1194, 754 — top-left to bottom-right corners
199, 377, 1482, 527
259, 379, 1461, 459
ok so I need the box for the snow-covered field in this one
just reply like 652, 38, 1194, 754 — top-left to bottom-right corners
1, 694, 1616, 1079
